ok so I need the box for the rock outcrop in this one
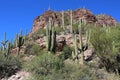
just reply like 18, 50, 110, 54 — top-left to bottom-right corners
96, 14, 118, 27
31, 8, 118, 34
73, 9, 97, 23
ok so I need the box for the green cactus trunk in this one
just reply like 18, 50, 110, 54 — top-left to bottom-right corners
70, 10, 73, 33
72, 34, 79, 64
17, 30, 24, 55
72, 19, 91, 65
46, 18, 57, 53
6, 41, 11, 58
1, 32, 8, 54
62, 11, 65, 30
46, 25, 49, 50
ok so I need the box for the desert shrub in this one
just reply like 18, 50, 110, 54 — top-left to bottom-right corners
54, 27, 63, 34
24, 53, 64, 80
0, 54, 22, 79
73, 23, 88, 34
59, 45, 73, 60
24, 43, 43, 55
73, 23, 79, 33
90, 26, 120, 73
31, 28, 46, 40
64, 15, 70, 26
30, 64, 99, 80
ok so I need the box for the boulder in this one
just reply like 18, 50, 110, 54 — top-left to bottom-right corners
57, 35, 66, 51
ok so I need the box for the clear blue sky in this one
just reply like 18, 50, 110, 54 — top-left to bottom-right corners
0, 0, 120, 42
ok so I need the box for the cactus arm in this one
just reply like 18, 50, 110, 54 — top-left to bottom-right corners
46, 24, 49, 50
51, 26, 54, 51
78, 22, 83, 50
46, 18, 57, 53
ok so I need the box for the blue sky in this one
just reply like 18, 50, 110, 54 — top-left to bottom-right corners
0, 0, 120, 42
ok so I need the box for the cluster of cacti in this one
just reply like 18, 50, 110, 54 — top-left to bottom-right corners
15, 30, 24, 55
1, 32, 8, 53
0, 33, 12, 57
72, 20, 91, 65
46, 18, 57, 53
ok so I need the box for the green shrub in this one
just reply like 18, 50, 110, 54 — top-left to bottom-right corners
32, 64, 98, 80
73, 23, 79, 33
31, 28, 46, 40
54, 27, 63, 34
24, 43, 43, 55
0, 54, 22, 79
24, 53, 64, 80
59, 45, 73, 60
73, 23, 88, 34
90, 26, 120, 73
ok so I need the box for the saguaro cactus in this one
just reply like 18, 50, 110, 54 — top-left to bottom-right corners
6, 41, 12, 57
72, 34, 79, 64
14, 34, 18, 47
1, 32, 8, 54
72, 20, 91, 65
46, 18, 57, 53
61, 10, 65, 30
16, 30, 24, 55
70, 10, 73, 33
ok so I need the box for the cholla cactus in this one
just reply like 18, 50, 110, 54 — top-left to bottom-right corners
46, 18, 57, 53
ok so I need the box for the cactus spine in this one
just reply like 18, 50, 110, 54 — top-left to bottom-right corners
46, 18, 56, 53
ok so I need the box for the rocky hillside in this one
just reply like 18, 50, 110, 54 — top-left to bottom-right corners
31, 8, 118, 34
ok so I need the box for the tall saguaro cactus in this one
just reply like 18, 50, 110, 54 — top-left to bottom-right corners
72, 20, 91, 65
46, 18, 57, 53
70, 10, 73, 33
61, 10, 65, 30
6, 41, 12, 57
72, 34, 79, 64
1, 32, 8, 54
16, 30, 24, 55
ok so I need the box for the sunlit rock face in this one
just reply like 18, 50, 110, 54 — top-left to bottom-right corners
30, 8, 118, 35
96, 14, 118, 27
